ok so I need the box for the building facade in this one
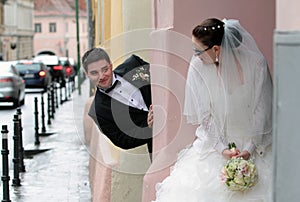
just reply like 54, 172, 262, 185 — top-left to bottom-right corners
0, 1, 4, 59
33, 0, 87, 63
86, 1, 152, 201
86, 1, 280, 202
0, 0, 34, 61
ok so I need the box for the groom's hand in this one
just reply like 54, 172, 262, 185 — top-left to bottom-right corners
147, 105, 153, 128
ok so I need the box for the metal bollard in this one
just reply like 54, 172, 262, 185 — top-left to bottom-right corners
64, 81, 68, 101
39, 95, 56, 137
59, 83, 63, 104
34, 97, 40, 145
47, 86, 52, 123
55, 83, 59, 108
12, 115, 21, 186
16, 109, 25, 172
40, 94, 46, 133
67, 79, 71, 98
1, 125, 11, 202
71, 80, 74, 94
51, 83, 55, 118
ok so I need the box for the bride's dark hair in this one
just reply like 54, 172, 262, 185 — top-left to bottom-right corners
192, 18, 242, 48
192, 18, 225, 47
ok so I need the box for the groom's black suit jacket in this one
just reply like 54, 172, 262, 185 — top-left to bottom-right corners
89, 55, 152, 154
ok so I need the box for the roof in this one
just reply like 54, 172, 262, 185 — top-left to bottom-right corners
34, 0, 86, 16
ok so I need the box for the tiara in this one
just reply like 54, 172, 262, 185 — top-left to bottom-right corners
202, 24, 224, 31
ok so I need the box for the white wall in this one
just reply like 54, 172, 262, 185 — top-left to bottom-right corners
121, 0, 152, 61
274, 0, 300, 201
4, 0, 34, 34
2, 0, 34, 60
276, 0, 300, 31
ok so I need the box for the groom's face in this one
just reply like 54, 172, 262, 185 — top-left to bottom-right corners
86, 59, 113, 89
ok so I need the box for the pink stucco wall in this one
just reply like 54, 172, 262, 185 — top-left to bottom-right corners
34, 16, 88, 62
173, 0, 275, 70
143, 0, 275, 201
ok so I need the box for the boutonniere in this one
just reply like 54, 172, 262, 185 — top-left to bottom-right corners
132, 66, 150, 82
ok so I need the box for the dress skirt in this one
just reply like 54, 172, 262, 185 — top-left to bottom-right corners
153, 145, 272, 202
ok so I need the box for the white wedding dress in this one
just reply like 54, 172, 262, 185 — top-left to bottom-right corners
154, 19, 273, 202
154, 85, 272, 202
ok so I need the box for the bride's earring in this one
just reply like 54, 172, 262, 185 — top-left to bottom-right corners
215, 55, 219, 66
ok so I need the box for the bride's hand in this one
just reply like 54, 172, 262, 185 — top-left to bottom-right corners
234, 151, 251, 160
222, 148, 240, 160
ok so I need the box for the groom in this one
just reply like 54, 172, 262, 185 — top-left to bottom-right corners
82, 48, 153, 157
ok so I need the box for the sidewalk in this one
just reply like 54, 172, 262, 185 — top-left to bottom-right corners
1, 80, 92, 202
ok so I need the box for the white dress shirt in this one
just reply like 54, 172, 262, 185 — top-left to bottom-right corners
99, 74, 148, 111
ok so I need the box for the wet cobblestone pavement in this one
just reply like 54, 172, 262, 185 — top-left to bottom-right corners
1, 80, 91, 202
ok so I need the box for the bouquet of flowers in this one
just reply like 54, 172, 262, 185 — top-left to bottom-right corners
221, 143, 258, 191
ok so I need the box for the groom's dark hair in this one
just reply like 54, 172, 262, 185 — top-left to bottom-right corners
82, 48, 111, 71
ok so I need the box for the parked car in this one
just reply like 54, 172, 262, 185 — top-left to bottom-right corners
33, 55, 66, 87
0, 61, 26, 107
59, 57, 76, 81
15, 60, 52, 91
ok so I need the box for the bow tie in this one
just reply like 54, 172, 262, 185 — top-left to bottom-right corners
104, 80, 119, 93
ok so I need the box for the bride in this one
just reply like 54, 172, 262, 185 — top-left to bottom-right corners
154, 18, 273, 202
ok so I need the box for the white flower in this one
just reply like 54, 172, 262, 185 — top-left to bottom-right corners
221, 157, 258, 191
132, 66, 150, 82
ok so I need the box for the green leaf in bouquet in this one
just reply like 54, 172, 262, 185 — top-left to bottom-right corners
228, 142, 236, 150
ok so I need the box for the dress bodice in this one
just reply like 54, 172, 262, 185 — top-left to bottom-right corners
193, 84, 254, 154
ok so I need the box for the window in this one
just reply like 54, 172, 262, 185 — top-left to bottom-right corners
35, 23, 42, 33
49, 23, 56, 33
